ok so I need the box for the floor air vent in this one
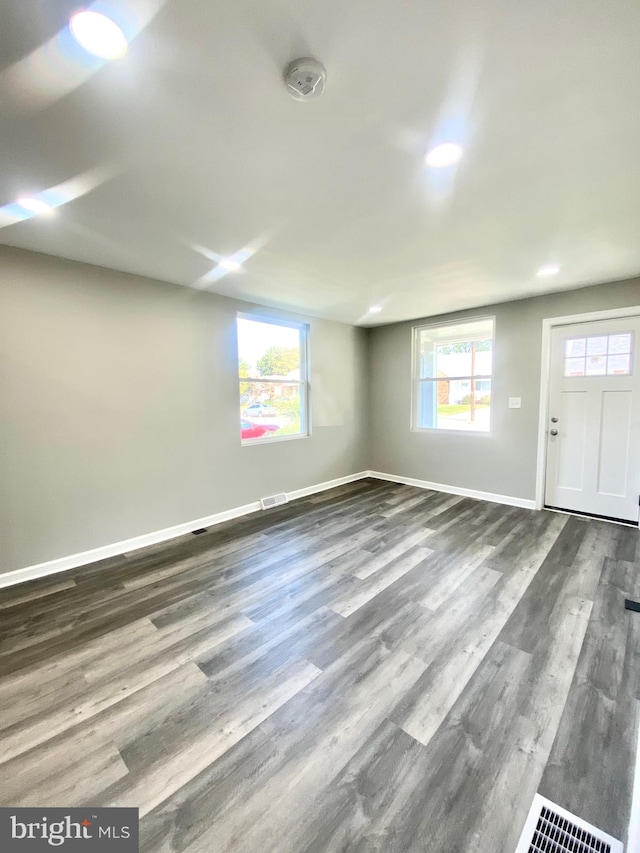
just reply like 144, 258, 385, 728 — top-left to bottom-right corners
515, 795, 623, 853
260, 493, 288, 510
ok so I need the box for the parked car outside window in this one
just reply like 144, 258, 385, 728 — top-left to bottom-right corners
243, 402, 278, 417
240, 420, 278, 440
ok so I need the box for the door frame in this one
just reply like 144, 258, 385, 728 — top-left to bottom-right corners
535, 304, 640, 511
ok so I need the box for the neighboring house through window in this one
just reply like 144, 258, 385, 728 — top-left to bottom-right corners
236, 314, 309, 443
413, 317, 494, 432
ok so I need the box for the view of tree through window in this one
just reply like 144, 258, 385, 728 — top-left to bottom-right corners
236, 315, 308, 442
413, 318, 494, 432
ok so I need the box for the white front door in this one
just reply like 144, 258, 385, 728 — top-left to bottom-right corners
544, 316, 640, 523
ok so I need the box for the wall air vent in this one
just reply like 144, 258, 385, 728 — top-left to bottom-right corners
515, 794, 623, 853
260, 493, 288, 510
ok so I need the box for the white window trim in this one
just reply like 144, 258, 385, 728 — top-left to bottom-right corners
237, 312, 311, 445
411, 315, 495, 436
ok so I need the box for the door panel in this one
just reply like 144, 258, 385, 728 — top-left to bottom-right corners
545, 316, 640, 523
597, 391, 631, 497
556, 392, 588, 491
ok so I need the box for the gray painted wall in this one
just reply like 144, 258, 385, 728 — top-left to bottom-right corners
2, 243, 639, 575
368, 278, 640, 501
0, 247, 368, 572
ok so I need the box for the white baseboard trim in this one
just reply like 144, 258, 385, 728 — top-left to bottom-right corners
366, 470, 537, 510
0, 471, 531, 589
0, 471, 370, 590
287, 471, 370, 501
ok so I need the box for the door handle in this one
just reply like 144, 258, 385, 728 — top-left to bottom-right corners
551, 417, 558, 423
550, 429, 558, 436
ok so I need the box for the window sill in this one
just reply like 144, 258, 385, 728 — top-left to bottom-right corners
411, 427, 492, 437
241, 433, 311, 447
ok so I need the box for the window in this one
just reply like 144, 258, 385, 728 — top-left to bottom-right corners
564, 332, 633, 377
236, 314, 309, 443
412, 317, 494, 432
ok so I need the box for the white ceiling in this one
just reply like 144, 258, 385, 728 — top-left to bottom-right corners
1, 0, 639, 326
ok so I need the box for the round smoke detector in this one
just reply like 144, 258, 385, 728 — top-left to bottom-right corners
284, 58, 327, 101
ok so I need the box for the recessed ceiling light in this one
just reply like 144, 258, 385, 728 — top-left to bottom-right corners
368, 305, 383, 313
425, 142, 464, 168
537, 264, 560, 277
219, 258, 242, 272
70, 11, 128, 59
17, 197, 53, 215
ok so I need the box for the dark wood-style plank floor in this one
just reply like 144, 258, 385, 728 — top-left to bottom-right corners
1, 479, 639, 852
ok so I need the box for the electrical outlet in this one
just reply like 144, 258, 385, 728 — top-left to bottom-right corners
509, 397, 522, 409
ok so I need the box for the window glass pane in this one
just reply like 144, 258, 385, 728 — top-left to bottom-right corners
607, 354, 631, 375
586, 336, 607, 356
414, 318, 493, 432
237, 318, 300, 380
418, 334, 438, 379
564, 333, 633, 378
417, 379, 490, 432
564, 357, 586, 377
565, 338, 586, 357
416, 380, 439, 428
608, 333, 632, 355
565, 338, 586, 358
439, 379, 491, 431
585, 354, 606, 376
237, 316, 307, 443
436, 344, 472, 377
433, 340, 492, 378
240, 382, 303, 440
418, 320, 493, 380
